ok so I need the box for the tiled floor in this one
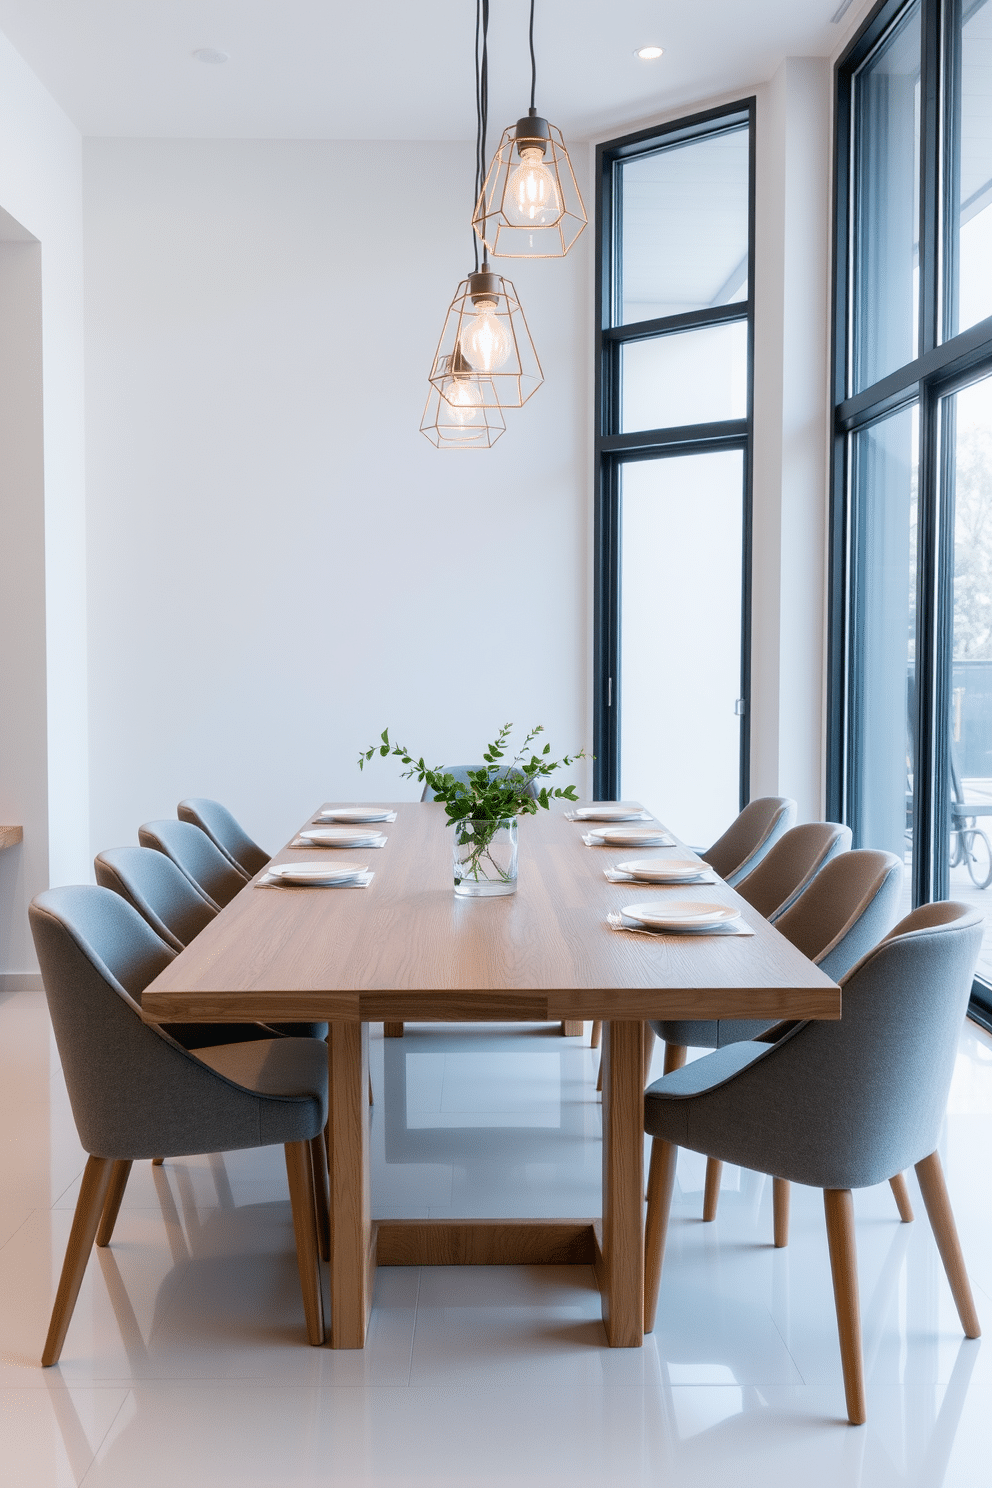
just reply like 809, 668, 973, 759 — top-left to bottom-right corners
1, 996, 990, 1486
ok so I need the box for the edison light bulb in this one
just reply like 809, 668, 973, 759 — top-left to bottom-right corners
507, 147, 560, 226
458, 298, 511, 373
443, 375, 483, 425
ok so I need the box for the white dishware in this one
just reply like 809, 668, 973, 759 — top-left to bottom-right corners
297, 826, 385, 847
620, 901, 741, 931
572, 805, 649, 822
615, 859, 708, 883
316, 808, 393, 823
588, 826, 672, 846
267, 862, 369, 885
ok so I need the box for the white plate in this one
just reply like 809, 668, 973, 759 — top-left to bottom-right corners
616, 859, 708, 882
622, 900, 740, 930
590, 826, 671, 846
298, 826, 385, 846
317, 808, 392, 823
573, 806, 647, 822
268, 862, 368, 885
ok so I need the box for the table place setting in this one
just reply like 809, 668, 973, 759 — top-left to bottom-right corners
291, 826, 388, 848
604, 858, 718, 885
313, 807, 397, 823
257, 862, 374, 889
565, 804, 654, 823
607, 901, 755, 937
581, 824, 675, 848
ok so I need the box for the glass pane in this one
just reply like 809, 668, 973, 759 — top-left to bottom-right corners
949, 0, 992, 337
852, 1, 921, 394
618, 128, 749, 325
620, 321, 747, 433
619, 451, 743, 845
943, 375, 992, 981
849, 405, 918, 919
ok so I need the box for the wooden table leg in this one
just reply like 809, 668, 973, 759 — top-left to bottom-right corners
327, 1021, 374, 1347
599, 1019, 644, 1347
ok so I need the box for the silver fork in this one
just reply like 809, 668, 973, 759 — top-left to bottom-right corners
606, 911, 664, 937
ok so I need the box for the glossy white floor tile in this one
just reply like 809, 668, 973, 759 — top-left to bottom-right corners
1, 994, 991, 1485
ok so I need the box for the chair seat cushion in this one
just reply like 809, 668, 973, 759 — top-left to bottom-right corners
192, 1037, 328, 1146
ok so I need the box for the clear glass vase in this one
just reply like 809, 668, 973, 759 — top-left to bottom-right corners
452, 817, 518, 897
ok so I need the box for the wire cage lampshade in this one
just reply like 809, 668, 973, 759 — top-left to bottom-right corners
428, 264, 543, 409
473, 107, 587, 259
420, 354, 506, 448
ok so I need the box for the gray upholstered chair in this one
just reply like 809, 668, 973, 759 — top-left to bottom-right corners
700, 796, 796, 886
643, 902, 983, 1424
653, 848, 904, 1228
95, 846, 327, 1043
138, 819, 247, 909
177, 797, 270, 879
734, 820, 852, 921
29, 886, 329, 1363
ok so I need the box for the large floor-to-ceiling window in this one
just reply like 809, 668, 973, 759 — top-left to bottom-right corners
594, 102, 754, 846
831, 0, 992, 1018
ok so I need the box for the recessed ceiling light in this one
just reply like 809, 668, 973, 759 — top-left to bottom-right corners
635, 46, 664, 61
193, 48, 229, 65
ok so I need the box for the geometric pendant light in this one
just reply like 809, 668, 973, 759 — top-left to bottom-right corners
420, 356, 506, 449
472, 0, 587, 259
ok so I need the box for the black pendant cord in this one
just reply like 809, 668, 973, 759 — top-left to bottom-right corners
473, 0, 490, 272
473, 0, 481, 272
529, 0, 537, 111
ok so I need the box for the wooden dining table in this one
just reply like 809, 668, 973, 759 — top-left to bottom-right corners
140, 801, 841, 1350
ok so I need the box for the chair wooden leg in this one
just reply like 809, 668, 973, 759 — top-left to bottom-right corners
889, 1171, 914, 1223
915, 1151, 981, 1338
42, 1155, 115, 1367
383, 1022, 404, 1038
596, 1057, 604, 1092
823, 1188, 866, 1425
703, 1158, 723, 1223
284, 1141, 325, 1346
368, 1074, 374, 1106
644, 1137, 679, 1334
151, 1157, 164, 1166
309, 1134, 331, 1264
663, 1043, 688, 1075
590, 1019, 602, 1049
773, 1176, 790, 1248
96, 1160, 133, 1248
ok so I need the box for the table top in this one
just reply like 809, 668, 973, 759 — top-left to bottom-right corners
140, 803, 841, 1026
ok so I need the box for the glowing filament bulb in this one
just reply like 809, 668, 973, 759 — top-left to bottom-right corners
458, 297, 511, 373
443, 375, 484, 425
507, 147, 560, 225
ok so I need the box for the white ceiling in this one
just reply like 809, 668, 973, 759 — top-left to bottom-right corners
0, 0, 852, 140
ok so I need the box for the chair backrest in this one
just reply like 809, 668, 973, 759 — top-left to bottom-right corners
420, 766, 538, 803
700, 797, 797, 884
138, 820, 247, 908
774, 848, 904, 982
177, 798, 268, 877
29, 886, 300, 1160
95, 845, 217, 953
734, 821, 852, 921
703, 902, 984, 1190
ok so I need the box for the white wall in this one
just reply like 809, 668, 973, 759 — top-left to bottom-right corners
83, 140, 593, 854
0, 31, 86, 981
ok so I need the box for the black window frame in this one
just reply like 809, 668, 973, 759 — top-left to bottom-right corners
594, 98, 757, 804
829, 0, 992, 1029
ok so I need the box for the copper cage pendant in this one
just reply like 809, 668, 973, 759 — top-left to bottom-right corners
428, 264, 543, 409
473, 108, 587, 259
420, 354, 506, 448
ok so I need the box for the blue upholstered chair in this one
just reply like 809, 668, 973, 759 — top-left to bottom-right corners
642, 901, 983, 1424
177, 797, 270, 879
30, 886, 329, 1363
95, 845, 327, 1043
138, 819, 247, 909
700, 796, 796, 886
652, 849, 904, 1229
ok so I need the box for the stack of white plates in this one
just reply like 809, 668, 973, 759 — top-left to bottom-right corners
615, 859, 709, 883
267, 862, 369, 886
315, 808, 393, 823
621, 901, 741, 933
297, 826, 386, 847
572, 805, 649, 823
587, 825, 672, 847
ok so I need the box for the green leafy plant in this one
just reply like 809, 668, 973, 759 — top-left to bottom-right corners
358, 723, 587, 885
